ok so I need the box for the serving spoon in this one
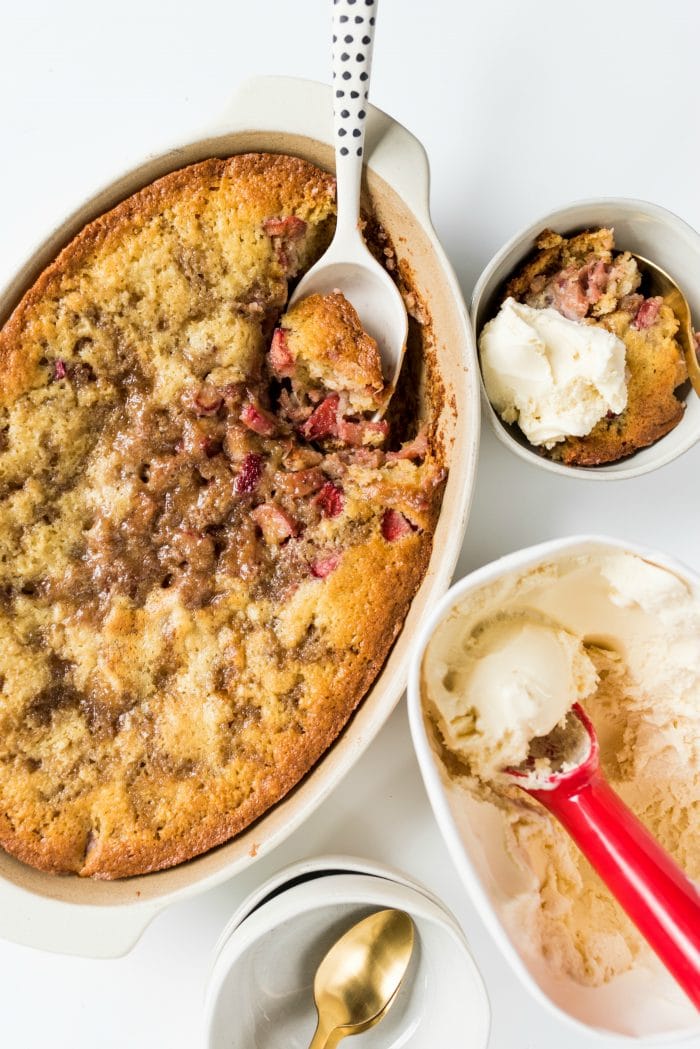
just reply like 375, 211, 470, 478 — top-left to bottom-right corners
631, 252, 700, 396
505, 703, 700, 1009
290, 0, 408, 393
306, 908, 415, 1049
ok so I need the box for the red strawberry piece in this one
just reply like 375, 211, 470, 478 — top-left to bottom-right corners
235, 453, 264, 494
192, 384, 223, 416
301, 394, 340, 440
634, 296, 663, 330
241, 399, 278, 436
313, 481, 344, 518
381, 509, 415, 541
53, 359, 67, 380
387, 428, 429, 462
263, 215, 307, 238
251, 503, 299, 544
311, 552, 342, 578
269, 327, 295, 377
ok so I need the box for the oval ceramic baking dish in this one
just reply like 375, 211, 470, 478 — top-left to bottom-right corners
0, 76, 480, 956
407, 534, 700, 1044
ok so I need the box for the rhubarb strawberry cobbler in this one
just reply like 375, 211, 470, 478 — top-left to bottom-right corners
0, 153, 445, 878
479, 228, 688, 465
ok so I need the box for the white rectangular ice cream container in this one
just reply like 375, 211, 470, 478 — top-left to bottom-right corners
408, 534, 700, 1044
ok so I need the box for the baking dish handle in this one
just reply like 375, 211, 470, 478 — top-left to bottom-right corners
204, 75, 432, 226
0, 882, 162, 958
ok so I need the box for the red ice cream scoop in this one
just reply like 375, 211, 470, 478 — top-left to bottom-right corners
505, 703, 700, 1010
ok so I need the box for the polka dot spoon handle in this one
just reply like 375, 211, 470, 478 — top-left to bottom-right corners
331, 0, 377, 238
290, 0, 406, 390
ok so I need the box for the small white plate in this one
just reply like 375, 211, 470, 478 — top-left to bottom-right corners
204, 861, 490, 1049
471, 198, 700, 480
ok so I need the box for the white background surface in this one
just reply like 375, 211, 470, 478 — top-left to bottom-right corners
1, 1, 699, 1046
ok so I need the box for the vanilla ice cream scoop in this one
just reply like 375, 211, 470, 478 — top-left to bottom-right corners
479, 298, 627, 447
426, 614, 599, 778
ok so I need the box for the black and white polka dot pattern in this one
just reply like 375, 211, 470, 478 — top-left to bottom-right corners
332, 0, 375, 158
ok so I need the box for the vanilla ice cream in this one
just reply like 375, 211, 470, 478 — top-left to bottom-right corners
422, 548, 700, 991
479, 298, 628, 447
426, 614, 598, 778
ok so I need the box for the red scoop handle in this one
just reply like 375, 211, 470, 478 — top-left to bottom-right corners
529, 771, 700, 1009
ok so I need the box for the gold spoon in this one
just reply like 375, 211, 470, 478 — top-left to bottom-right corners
306, 909, 415, 1049
630, 252, 700, 396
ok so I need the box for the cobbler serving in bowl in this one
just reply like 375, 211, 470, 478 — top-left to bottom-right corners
479, 226, 689, 466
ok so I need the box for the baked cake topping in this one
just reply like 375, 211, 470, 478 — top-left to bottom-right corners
0, 153, 445, 878
479, 227, 688, 465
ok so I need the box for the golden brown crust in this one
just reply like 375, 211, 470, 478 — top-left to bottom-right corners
280, 291, 385, 412
505, 228, 615, 305
550, 304, 686, 465
0, 153, 444, 878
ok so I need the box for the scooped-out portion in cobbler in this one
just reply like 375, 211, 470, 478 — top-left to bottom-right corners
480, 227, 688, 466
0, 153, 445, 878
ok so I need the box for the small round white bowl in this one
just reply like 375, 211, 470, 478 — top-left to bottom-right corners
204, 859, 491, 1049
471, 198, 700, 480
407, 534, 700, 1044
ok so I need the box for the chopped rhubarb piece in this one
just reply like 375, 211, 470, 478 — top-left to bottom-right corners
549, 267, 589, 320
251, 503, 299, 544
313, 481, 344, 518
336, 418, 389, 446
387, 428, 429, 462
278, 388, 313, 425
311, 552, 342, 578
53, 359, 67, 381
583, 259, 609, 304
192, 384, 223, 416
341, 447, 386, 469
241, 399, 278, 436
694, 331, 700, 361
269, 327, 295, 377
633, 296, 663, 330
235, 453, 263, 494
301, 394, 340, 440
381, 509, 415, 541
263, 215, 307, 238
